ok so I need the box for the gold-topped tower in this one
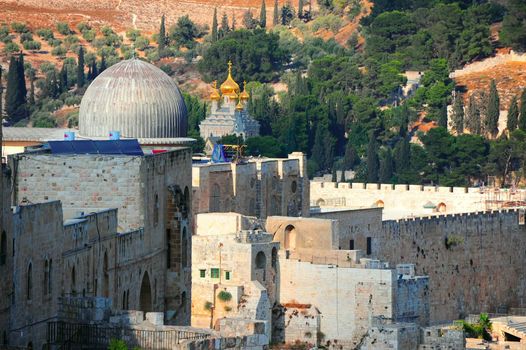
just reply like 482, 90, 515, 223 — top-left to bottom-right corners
220, 61, 240, 96
239, 81, 250, 101
210, 81, 220, 101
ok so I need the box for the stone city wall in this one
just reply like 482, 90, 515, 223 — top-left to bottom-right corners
372, 210, 526, 323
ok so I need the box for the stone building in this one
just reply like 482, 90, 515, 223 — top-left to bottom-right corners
8, 146, 192, 327
192, 152, 309, 221
199, 62, 260, 139
191, 213, 278, 341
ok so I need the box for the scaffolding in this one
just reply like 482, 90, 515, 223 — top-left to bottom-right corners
483, 176, 526, 211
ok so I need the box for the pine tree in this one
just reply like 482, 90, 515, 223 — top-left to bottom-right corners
91, 61, 98, 80
367, 132, 379, 183
379, 148, 393, 183
273, 0, 279, 26
519, 89, 526, 131
438, 102, 448, 128
212, 8, 218, 41
298, 0, 304, 19
486, 79, 500, 137
260, 0, 267, 28
158, 15, 167, 56
507, 95, 519, 132
466, 94, 481, 135
77, 46, 85, 88
452, 94, 464, 134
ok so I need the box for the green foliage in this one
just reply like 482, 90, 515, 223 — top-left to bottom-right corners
77, 46, 85, 88
82, 29, 96, 42
11, 22, 29, 33
204, 301, 213, 311
367, 133, 379, 183
36, 28, 54, 40
452, 95, 464, 134
519, 89, 526, 131
281, 3, 295, 25
260, 0, 267, 28
51, 45, 67, 57
158, 15, 167, 57
5, 54, 28, 123
507, 96, 519, 132
4, 42, 20, 54
56, 22, 72, 35
76, 22, 91, 33
486, 80, 500, 137
459, 313, 492, 341
500, 0, 526, 52
217, 290, 232, 302
273, 0, 279, 26
311, 14, 343, 33
212, 8, 218, 42
246, 136, 284, 157
169, 15, 198, 49
108, 339, 128, 350
22, 40, 41, 51
198, 29, 289, 83
31, 111, 56, 128
19, 32, 33, 43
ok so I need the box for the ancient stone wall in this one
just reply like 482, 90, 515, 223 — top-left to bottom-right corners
368, 210, 526, 323
0, 167, 13, 345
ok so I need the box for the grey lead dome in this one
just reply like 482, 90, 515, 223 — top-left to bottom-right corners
79, 59, 188, 138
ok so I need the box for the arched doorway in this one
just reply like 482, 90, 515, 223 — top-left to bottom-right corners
437, 202, 447, 213
375, 200, 385, 208
139, 271, 152, 313
284, 225, 297, 250
316, 198, 326, 206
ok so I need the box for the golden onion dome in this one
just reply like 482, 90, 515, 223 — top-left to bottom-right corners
236, 99, 244, 111
220, 61, 240, 95
239, 81, 250, 101
210, 81, 220, 101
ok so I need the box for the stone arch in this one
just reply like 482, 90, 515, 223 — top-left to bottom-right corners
102, 252, 109, 298
255, 251, 266, 269
27, 262, 32, 301
284, 225, 297, 250
139, 271, 153, 313
182, 227, 188, 268
316, 198, 326, 206
271, 247, 277, 269
210, 183, 221, 212
0, 231, 6, 265
375, 200, 385, 208
437, 202, 447, 213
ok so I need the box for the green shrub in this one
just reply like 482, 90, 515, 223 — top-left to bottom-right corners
36, 28, 54, 40
11, 22, 29, 33
101, 26, 115, 37
31, 111, 56, 128
160, 64, 173, 76
23, 40, 41, 51
39, 62, 56, 74
217, 290, 232, 302
76, 22, 91, 33
126, 28, 141, 41
82, 29, 96, 42
0, 25, 9, 39
19, 32, 33, 42
2, 35, 15, 44
48, 38, 62, 47
67, 111, 79, 128
64, 95, 81, 106
311, 14, 343, 33
64, 35, 79, 47
42, 99, 64, 112
108, 339, 128, 350
56, 22, 72, 35
134, 36, 150, 51
204, 301, 213, 310
51, 45, 67, 56
4, 42, 20, 53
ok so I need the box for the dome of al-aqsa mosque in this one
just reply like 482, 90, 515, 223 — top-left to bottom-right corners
79, 59, 188, 138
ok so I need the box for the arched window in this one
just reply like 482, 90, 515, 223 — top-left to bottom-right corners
375, 200, 385, 208
210, 183, 221, 212
437, 202, 447, 213
27, 263, 32, 301
181, 227, 188, 268
255, 251, 266, 269
0, 231, 6, 265
284, 225, 297, 250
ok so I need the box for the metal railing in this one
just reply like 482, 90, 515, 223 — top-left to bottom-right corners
47, 321, 211, 350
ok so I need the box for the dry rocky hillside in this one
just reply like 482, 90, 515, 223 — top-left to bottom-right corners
0, 0, 291, 32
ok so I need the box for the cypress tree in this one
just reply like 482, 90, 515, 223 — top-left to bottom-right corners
273, 0, 279, 26
507, 95, 519, 131
367, 132, 379, 183
28, 69, 35, 106
438, 102, 448, 128
6, 55, 28, 122
342, 142, 358, 169
17, 52, 27, 104
59, 64, 67, 93
158, 15, 166, 56
298, 0, 304, 19
452, 95, 464, 134
486, 79, 500, 137
331, 168, 337, 182
394, 138, 410, 174
260, 0, 267, 28
221, 13, 230, 36
519, 89, 526, 131
77, 46, 85, 88
231, 14, 236, 31
311, 126, 326, 172
466, 94, 481, 135
99, 55, 107, 74
92, 61, 98, 79
379, 148, 393, 183
212, 8, 218, 41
